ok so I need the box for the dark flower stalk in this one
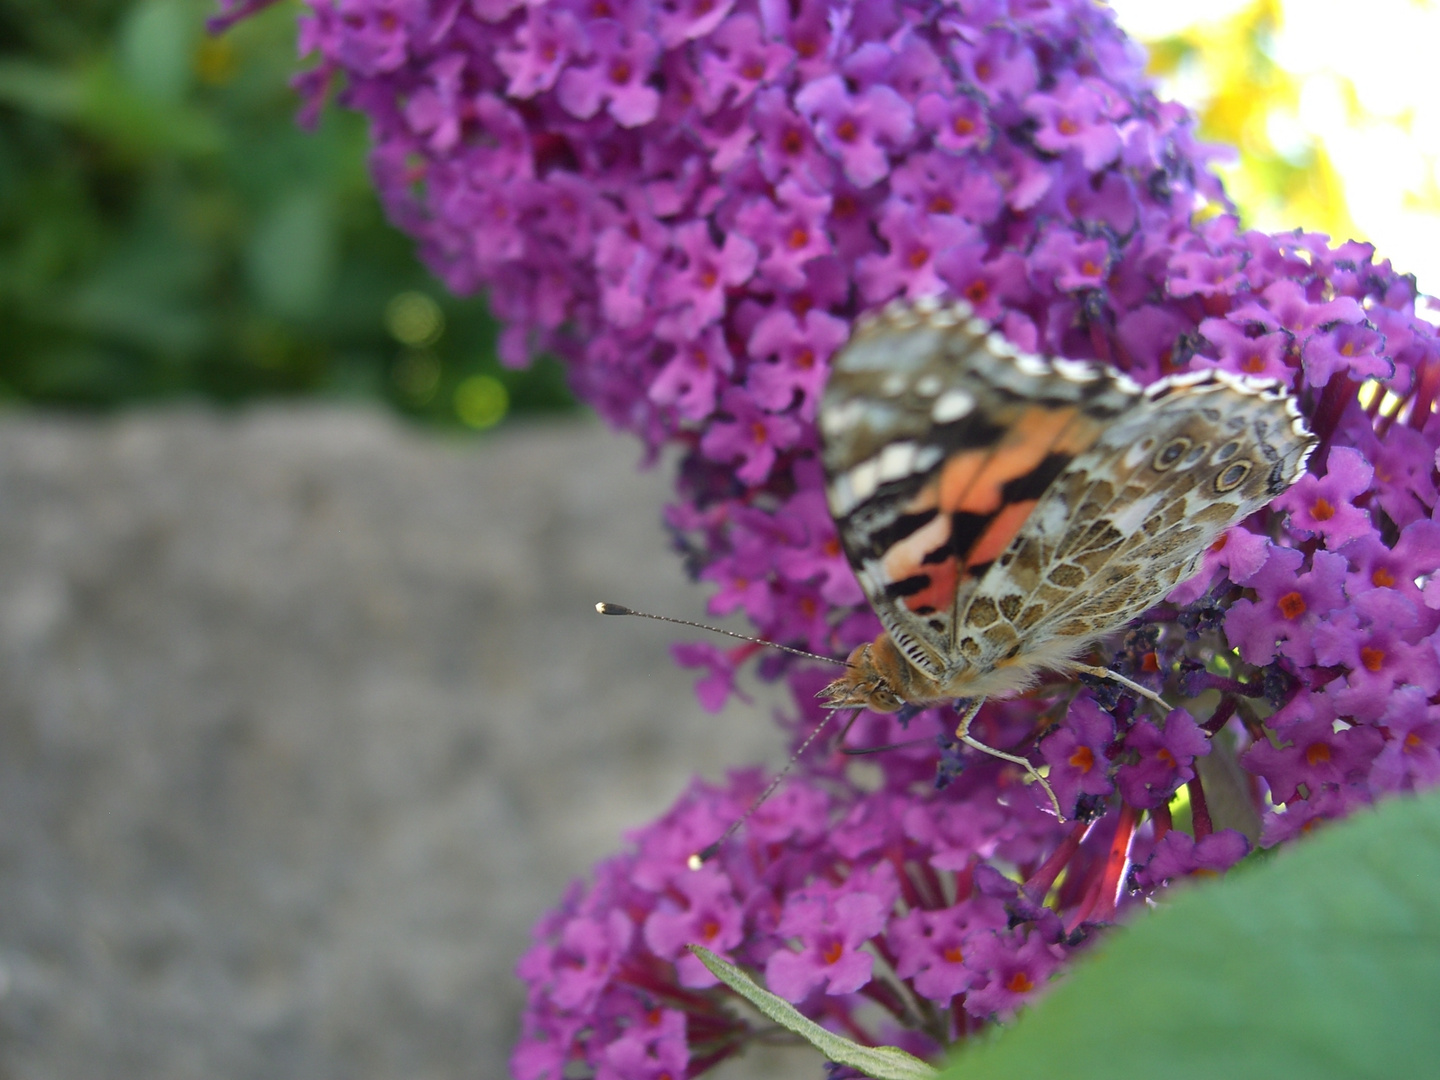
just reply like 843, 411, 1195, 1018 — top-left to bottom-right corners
217, 0, 1440, 1074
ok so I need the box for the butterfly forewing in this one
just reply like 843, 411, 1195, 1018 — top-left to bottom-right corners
822, 299, 1141, 680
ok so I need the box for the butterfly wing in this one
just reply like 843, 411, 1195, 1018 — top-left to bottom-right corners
953, 367, 1316, 675
820, 299, 1144, 681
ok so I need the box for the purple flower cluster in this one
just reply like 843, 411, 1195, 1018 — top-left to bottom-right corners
219, 0, 1440, 1072
514, 765, 1083, 1077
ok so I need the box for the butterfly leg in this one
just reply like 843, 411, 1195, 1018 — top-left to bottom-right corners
1068, 663, 1172, 713
954, 699, 1063, 819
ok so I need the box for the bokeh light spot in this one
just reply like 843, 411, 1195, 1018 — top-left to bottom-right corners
455, 375, 508, 429
385, 291, 444, 347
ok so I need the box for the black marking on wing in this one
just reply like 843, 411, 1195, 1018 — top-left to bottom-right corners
860, 507, 940, 563
885, 575, 932, 600
944, 511, 993, 565
1000, 451, 1073, 504
928, 413, 1008, 455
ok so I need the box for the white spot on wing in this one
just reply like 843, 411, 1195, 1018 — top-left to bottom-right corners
985, 333, 1017, 358
1054, 358, 1099, 383
1030, 498, 1071, 539
915, 374, 942, 397
932, 388, 975, 423
1122, 438, 1154, 470
1014, 352, 1050, 376
820, 399, 867, 436
830, 442, 943, 515
1110, 492, 1162, 535
878, 440, 917, 481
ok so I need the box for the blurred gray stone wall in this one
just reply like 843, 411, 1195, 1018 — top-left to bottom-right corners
0, 408, 809, 1079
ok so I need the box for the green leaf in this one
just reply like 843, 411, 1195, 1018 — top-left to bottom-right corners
943, 789, 1440, 1080
689, 945, 938, 1080
0, 58, 222, 157
117, 0, 198, 104
245, 187, 338, 320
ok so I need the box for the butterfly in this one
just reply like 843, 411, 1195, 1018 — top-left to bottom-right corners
818, 297, 1316, 809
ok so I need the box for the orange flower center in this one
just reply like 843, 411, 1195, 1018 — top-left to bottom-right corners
1311, 497, 1335, 521
1372, 567, 1396, 588
1305, 742, 1332, 766
1278, 592, 1307, 620
835, 117, 859, 143
1005, 971, 1035, 993
1360, 646, 1386, 672
1069, 746, 1095, 772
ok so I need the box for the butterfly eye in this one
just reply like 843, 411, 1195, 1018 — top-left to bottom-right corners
1215, 460, 1252, 492
1153, 438, 1191, 471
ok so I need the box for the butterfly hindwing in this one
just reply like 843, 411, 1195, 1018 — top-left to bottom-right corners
957, 368, 1314, 661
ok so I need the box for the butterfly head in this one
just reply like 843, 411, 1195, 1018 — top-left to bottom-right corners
821, 636, 912, 713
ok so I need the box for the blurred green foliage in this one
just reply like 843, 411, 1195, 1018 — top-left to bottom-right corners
0, 0, 575, 427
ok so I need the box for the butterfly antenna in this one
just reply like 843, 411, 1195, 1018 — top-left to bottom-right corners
687, 705, 852, 869
595, 602, 850, 667
842, 734, 935, 756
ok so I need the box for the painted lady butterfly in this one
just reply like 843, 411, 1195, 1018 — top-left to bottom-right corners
819, 297, 1316, 803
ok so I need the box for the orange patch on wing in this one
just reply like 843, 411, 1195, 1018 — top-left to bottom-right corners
879, 500, 957, 614
902, 555, 961, 614
966, 498, 1038, 569
883, 496, 949, 575
936, 405, 1099, 516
